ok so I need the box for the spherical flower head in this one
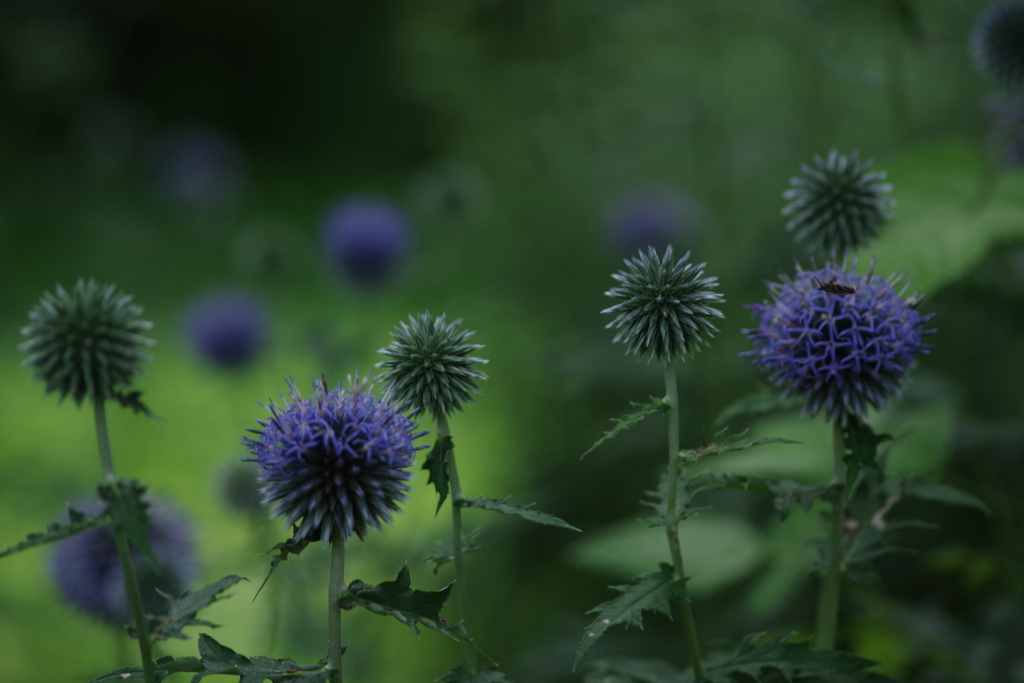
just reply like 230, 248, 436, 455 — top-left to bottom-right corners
20, 280, 154, 406
376, 312, 488, 420
741, 261, 935, 425
782, 150, 894, 255
322, 198, 411, 286
972, 2, 1024, 92
243, 377, 427, 543
50, 499, 198, 626
607, 190, 699, 255
602, 246, 725, 363
183, 289, 269, 368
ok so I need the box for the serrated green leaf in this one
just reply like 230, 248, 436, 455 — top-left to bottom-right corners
583, 657, 685, 683
112, 388, 158, 419
574, 564, 681, 670
98, 479, 156, 566
583, 398, 670, 458
714, 385, 804, 427
899, 480, 991, 515
87, 655, 203, 682
697, 474, 832, 521
456, 496, 580, 531
145, 575, 246, 641
640, 470, 702, 528
679, 429, 800, 465
254, 534, 311, 601
193, 633, 332, 683
425, 528, 481, 575
425, 435, 453, 514
842, 419, 892, 490
0, 506, 104, 560
340, 565, 467, 641
436, 665, 514, 682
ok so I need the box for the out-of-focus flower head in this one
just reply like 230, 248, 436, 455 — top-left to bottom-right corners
607, 189, 699, 255
183, 289, 269, 369
376, 312, 488, 420
602, 246, 725, 363
983, 94, 1024, 165
150, 128, 244, 210
741, 260, 935, 424
243, 377, 427, 544
321, 198, 411, 286
50, 499, 198, 625
972, 1, 1024, 92
782, 150, 894, 255
20, 280, 154, 406
215, 460, 265, 517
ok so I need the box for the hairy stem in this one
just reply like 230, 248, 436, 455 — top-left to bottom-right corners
93, 400, 156, 683
815, 420, 847, 649
438, 414, 478, 674
663, 364, 705, 679
327, 538, 346, 682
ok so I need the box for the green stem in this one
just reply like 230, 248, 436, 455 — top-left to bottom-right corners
815, 420, 847, 650
92, 400, 156, 683
438, 414, 478, 674
663, 364, 705, 679
327, 538, 346, 682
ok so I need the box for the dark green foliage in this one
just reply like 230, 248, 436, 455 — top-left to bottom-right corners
575, 564, 682, 670
377, 312, 488, 419
841, 418, 891, 489
425, 528, 481, 575
436, 666, 514, 682
254, 535, 311, 601
20, 279, 154, 406
584, 633, 896, 683
583, 397, 670, 458
424, 435, 453, 514
145, 575, 246, 641
701, 474, 831, 522
898, 480, 991, 514
678, 431, 802, 465
341, 565, 469, 641
603, 246, 725, 363
456, 496, 580, 531
782, 150, 894, 254
88, 634, 331, 682
98, 479, 156, 566
714, 385, 805, 427
0, 506, 103, 560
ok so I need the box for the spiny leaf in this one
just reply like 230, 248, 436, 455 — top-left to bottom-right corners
574, 564, 681, 670
713, 385, 804, 427
425, 528, 482, 575
341, 565, 468, 641
112, 388, 158, 419
842, 418, 892, 489
898, 480, 991, 515
697, 474, 832, 521
436, 665, 514, 682
147, 575, 246, 641
254, 534, 311, 601
640, 470, 703, 528
679, 430, 801, 465
97, 479, 156, 566
583, 397, 670, 458
87, 655, 202, 682
583, 657, 685, 683
193, 633, 331, 683
425, 435, 453, 514
456, 496, 580, 531
0, 506, 103, 560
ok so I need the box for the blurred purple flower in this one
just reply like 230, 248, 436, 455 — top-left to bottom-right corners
607, 190, 698, 255
321, 198, 411, 286
984, 94, 1024, 165
150, 128, 244, 210
50, 499, 198, 626
184, 289, 269, 368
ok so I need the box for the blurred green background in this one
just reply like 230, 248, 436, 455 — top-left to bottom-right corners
2, 1, 1024, 681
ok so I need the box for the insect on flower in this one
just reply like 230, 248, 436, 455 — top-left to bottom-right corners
814, 277, 856, 295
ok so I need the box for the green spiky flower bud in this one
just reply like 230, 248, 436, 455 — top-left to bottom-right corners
602, 246, 725, 363
782, 150, 895, 255
20, 280, 154, 406
376, 312, 488, 420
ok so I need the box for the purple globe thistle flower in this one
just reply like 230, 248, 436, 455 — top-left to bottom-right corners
741, 261, 935, 424
321, 198, 411, 286
149, 128, 244, 210
972, 1, 1024, 92
243, 377, 427, 544
607, 190, 698, 254
183, 289, 269, 368
50, 499, 198, 626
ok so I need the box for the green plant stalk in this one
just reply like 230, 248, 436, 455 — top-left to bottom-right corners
663, 364, 705, 679
438, 414, 478, 674
92, 400, 157, 683
327, 538, 346, 682
815, 420, 847, 650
